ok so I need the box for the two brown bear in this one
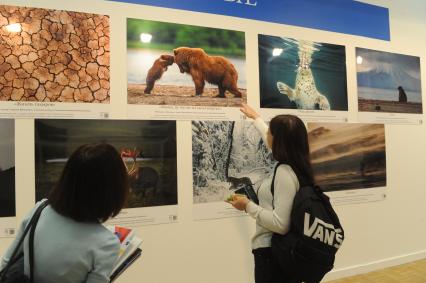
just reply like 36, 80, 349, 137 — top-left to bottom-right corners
144, 47, 242, 98
173, 47, 242, 98
144, 55, 175, 94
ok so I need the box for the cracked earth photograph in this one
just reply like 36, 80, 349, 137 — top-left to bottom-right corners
0, 5, 110, 103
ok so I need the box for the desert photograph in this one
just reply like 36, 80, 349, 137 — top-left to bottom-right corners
0, 5, 110, 103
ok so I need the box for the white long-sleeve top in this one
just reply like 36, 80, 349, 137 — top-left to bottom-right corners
246, 118, 299, 250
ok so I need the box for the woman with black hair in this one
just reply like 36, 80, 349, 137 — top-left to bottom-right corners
228, 104, 314, 283
1, 143, 129, 283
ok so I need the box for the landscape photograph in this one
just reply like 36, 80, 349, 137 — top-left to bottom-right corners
357, 48, 422, 114
308, 122, 386, 191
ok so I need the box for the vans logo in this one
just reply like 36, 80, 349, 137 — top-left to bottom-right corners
303, 212, 343, 249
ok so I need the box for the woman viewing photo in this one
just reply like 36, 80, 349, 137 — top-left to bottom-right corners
1, 143, 129, 283
228, 103, 315, 283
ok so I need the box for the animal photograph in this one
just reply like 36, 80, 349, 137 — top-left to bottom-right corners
0, 5, 110, 103
259, 35, 348, 111
192, 120, 274, 203
127, 18, 247, 107
0, 119, 15, 217
356, 48, 423, 114
35, 119, 177, 208
308, 122, 386, 192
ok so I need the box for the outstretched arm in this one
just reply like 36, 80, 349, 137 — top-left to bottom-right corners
240, 103, 268, 146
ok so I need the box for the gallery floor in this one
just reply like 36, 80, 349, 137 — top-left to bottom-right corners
328, 259, 426, 282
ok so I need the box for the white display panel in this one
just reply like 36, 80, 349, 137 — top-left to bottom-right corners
107, 205, 178, 227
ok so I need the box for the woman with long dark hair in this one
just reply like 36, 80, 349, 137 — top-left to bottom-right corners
228, 104, 314, 283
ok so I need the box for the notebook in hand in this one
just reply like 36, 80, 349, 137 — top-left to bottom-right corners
107, 226, 143, 281
110, 247, 142, 282
234, 183, 259, 205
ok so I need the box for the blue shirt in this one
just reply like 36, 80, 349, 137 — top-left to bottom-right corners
1, 200, 120, 283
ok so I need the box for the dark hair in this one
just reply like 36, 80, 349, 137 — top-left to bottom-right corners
269, 115, 314, 186
49, 143, 129, 223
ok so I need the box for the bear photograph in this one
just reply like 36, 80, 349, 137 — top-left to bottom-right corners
35, 119, 177, 208
356, 48, 422, 114
127, 18, 247, 107
259, 35, 348, 111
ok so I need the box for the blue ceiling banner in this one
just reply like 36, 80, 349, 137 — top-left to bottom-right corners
108, 0, 390, 41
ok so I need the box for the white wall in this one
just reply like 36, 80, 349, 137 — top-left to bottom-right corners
1, 0, 426, 282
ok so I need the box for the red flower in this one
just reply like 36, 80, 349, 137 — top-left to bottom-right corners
120, 148, 140, 159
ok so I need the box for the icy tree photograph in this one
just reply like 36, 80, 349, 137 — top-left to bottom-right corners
192, 120, 274, 203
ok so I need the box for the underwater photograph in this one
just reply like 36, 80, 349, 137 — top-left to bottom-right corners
259, 35, 348, 111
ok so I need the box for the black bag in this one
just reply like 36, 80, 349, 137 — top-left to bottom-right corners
270, 165, 344, 283
0, 201, 49, 283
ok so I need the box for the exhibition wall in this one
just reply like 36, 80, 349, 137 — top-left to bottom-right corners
0, 0, 425, 282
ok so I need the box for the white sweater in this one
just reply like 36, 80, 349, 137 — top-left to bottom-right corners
246, 118, 299, 250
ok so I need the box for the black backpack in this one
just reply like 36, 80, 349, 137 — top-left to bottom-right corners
270, 164, 344, 283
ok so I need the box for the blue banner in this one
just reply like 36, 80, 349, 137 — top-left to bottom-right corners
109, 0, 390, 41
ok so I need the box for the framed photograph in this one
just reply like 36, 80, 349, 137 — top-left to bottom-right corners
259, 35, 348, 114
357, 48, 422, 115
35, 119, 178, 226
308, 122, 387, 204
127, 19, 247, 120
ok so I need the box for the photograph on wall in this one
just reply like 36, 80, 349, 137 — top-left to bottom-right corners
35, 119, 178, 226
356, 48, 422, 117
0, 5, 111, 118
0, 119, 16, 237
308, 122, 387, 204
127, 18, 246, 119
192, 120, 274, 219
259, 35, 348, 122
0, 5, 110, 103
